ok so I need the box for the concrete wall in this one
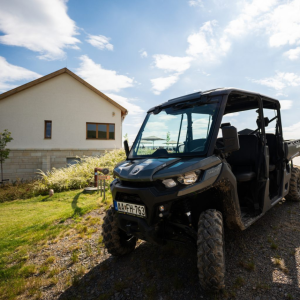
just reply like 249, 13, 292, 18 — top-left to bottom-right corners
2, 149, 108, 181
0, 73, 122, 150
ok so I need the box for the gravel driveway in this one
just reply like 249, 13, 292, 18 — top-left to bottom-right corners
27, 196, 299, 300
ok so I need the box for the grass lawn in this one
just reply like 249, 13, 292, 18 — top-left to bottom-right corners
0, 189, 112, 300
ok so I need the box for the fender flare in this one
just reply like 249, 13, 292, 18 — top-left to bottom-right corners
214, 162, 245, 230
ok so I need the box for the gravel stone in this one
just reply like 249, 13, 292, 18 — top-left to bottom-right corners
20, 200, 300, 300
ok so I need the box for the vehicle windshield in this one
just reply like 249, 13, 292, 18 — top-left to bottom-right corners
129, 100, 219, 158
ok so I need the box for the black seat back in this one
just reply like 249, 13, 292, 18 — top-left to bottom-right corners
266, 134, 278, 165
227, 135, 259, 173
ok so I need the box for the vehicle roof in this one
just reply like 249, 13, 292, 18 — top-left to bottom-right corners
148, 87, 280, 113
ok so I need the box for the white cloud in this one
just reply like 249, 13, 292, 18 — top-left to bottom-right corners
186, 21, 231, 61
188, 0, 203, 7
151, 74, 180, 95
225, 0, 278, 37
140, 50, 148, 58
159, 115, 177, 121
76, 55, 134, 92
153, 55, 193, 73
283, 122, 300, 140
202, 71, 210, 76
0, 56, 41, 93
150, 55, 194, 94
264, 0, 300, 48
106, 93, 144, 116
224, 112, 239, 117
224, 0, 300, 59
151, 1, 300, 94
284, 47, 300, 60
250, 72, 300, 90
0, 0, 80, 60
279, 100, 293, 110
146, 122, 168, 130
86, 34, 113, 51
275, 91, 288, 97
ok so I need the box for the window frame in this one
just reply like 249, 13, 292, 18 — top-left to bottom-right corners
86, 122, 115, 140
44, 120, 52, 139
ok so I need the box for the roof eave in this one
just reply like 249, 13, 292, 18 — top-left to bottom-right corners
0, 67, 128, 114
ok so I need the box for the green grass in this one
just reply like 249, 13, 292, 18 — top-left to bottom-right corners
0, 189, 112, 300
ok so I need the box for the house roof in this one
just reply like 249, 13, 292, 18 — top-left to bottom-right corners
0, 68, 128, 117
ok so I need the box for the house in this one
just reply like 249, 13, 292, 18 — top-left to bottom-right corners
0, 68, 127, 181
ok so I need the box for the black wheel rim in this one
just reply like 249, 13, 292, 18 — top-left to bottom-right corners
119, 229, 135, 243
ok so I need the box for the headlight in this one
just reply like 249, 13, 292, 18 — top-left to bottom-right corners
162, 178, 177, 188
177, 171, 199, 185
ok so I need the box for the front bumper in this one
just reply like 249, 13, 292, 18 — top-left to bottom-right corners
111, 162, 223, 225
111, 179, 181, 225
116, 213, 164, 245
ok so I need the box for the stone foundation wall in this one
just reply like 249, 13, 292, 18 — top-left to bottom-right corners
2, 149, 109, 181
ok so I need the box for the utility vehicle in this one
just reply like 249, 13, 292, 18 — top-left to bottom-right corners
102, 88, 300, 291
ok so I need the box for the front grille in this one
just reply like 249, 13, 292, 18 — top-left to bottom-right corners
115, 192, 142, 203
120, 180, 154, 188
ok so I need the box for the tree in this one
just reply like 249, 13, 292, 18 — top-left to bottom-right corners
123, 133, 128, 142
0, 129, 13, 182
166, 131, 170, 143
166, 131, 170, 150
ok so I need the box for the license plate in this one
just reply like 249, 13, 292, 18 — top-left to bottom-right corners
114, 201, 146, 218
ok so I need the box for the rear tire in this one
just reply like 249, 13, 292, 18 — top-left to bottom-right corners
102, 207, 137, 256
197, 209, 225, 291
286, 166, 300, 202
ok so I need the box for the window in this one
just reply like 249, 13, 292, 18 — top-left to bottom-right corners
263, 107, 278, 135
192, 113, 212, 140
67, 157, 81, 165
44, 121, 52, 139
86, 123, 115, 140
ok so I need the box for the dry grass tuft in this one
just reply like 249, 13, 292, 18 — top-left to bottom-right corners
45, 256, 55, 265
239, 259, 255, 271
35, 149, 125, 191
272, 257, 289, 274
234, 276, 245, 288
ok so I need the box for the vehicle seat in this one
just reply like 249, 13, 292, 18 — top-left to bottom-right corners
266, 134, 277, 172
227, 135, 260, 182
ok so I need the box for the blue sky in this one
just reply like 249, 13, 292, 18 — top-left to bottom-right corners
1, 0, 300, 142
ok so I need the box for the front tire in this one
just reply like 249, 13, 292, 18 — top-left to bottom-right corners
197, 209, 225, 291
102, 207, 137, 256
286, 166, 300, 202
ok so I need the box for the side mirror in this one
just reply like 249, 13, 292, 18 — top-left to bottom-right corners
124, 140, 130, 157
256, 117, 270, 128
222, 126, 240, 153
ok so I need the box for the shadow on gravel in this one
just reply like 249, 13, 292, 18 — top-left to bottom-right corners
58, 201, 300, 300
224, 201, 300, 300
58, 242, 204, 300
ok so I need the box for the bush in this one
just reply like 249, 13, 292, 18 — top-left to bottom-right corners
34, 149, 126, 192
0, 180, 44, 203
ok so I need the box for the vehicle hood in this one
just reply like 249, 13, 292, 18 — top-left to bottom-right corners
113, 156, 221, 181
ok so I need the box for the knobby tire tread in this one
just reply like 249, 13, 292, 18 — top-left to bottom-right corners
286, 167, 300, 202
102, 207, 136, 256
197, 209, 225, 291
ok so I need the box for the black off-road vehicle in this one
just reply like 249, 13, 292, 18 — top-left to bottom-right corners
102, 88, 300, 291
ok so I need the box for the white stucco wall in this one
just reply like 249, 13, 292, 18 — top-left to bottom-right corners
0, 73, 123, 149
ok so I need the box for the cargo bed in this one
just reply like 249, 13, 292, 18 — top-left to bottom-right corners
284, 139, 300, 161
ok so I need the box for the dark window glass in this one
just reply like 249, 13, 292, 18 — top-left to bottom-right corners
67, 157, 81, 165
45, 121, 52, 138
98, 124, 107, 139
109, 124, 115, 139
87, 124, 97, 138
